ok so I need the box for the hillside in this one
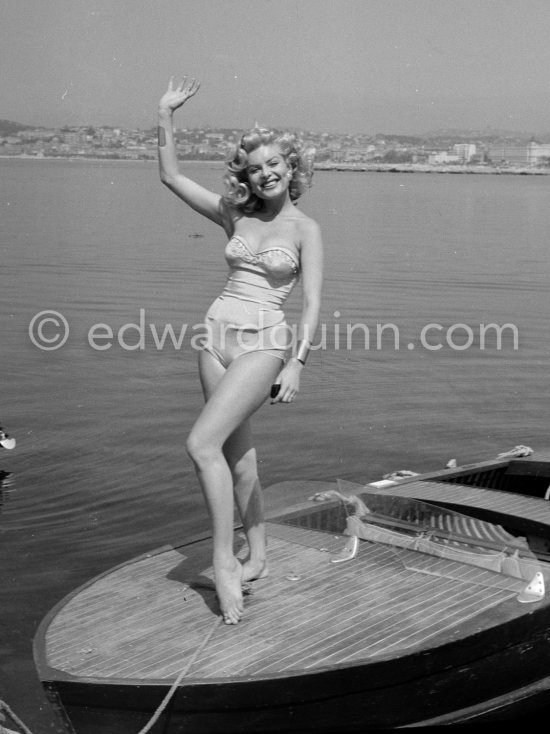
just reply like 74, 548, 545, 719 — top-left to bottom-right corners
0, 119, 36, 136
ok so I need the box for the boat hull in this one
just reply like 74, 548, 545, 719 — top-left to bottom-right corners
43, 667, 550, 733
34, 454, 550, 732
40, 605, 550, 732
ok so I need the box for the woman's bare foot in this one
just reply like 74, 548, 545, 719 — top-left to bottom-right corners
214, 558, 245, 624
241, 557, 269, 582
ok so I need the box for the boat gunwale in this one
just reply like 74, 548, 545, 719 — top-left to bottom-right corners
382, 456, 513, 485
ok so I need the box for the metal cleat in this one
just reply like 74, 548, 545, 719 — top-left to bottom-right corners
517, 572, 545, 603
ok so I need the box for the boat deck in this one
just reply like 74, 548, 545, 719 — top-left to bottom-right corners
41, 481, 550, 685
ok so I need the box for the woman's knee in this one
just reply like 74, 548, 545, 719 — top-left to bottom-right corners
186, 431, 220, 467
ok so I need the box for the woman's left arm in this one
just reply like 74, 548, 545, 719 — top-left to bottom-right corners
271, 218, 323, 404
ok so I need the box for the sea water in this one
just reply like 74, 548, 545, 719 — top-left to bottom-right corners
1, 158, 549, 731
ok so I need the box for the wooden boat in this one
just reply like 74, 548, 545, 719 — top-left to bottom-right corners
34, 449, 550, 733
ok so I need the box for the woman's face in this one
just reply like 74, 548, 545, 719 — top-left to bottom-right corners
246, 144, 291, 200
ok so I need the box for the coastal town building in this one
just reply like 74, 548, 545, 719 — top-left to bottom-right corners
487, 141, 550, 165
453, 143, 477, 162
428, 151, 461, 165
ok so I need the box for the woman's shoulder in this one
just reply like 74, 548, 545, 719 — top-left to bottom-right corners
294, 210, 321, 242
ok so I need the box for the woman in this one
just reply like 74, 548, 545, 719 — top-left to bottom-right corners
158, 77, 323, 624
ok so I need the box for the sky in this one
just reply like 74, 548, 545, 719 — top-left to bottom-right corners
2, 0, 550, 135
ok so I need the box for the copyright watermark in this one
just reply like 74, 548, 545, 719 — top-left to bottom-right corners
28, 310, 70, 351
27, 308, 520, 353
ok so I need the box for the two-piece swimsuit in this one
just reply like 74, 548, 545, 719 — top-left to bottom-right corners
201, 234, 300, 367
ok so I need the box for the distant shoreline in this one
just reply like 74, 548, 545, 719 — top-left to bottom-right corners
2, 154, 549, 175
316, 162, 550, 175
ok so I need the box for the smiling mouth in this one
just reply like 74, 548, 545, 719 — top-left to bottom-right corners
262, 179, 279, 189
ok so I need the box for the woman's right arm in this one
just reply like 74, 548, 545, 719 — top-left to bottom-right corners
158, 77, 228, 228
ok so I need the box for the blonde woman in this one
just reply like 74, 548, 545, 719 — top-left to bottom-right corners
158, 77, 323, 624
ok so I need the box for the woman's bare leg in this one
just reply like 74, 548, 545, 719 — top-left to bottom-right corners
197, 357, 268, 581
199, 356, 273, 583
223, 424, 269, 582
188, 349, 280, 623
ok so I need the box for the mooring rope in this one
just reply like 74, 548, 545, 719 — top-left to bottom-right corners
0, 700, 35, 734
136, 615, 224, 734
0, 616, 224, 734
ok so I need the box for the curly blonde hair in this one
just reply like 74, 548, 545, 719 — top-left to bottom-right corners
223, 128, 315, 213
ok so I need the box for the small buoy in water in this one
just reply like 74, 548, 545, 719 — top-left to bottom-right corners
446, 458, 457, 468
285, 573, 301, 581
0, 429, 15, 450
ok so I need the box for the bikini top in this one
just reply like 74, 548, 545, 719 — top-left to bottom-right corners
221, 235, 300, 309
225, 235, 300, 280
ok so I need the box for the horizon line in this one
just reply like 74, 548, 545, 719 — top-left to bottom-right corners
2, 119, 549, 140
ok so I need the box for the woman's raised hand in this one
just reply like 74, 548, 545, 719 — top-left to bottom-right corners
159, 76, 200, 114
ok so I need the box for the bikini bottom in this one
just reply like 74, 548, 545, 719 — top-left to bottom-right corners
200, 296, 292, 369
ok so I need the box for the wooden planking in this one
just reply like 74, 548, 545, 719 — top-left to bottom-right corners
206, 528, 515, 676
46, 548, 218, 679
261, 522, 347, 552
362, 480, 550, 525
45, 520, 528, 683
